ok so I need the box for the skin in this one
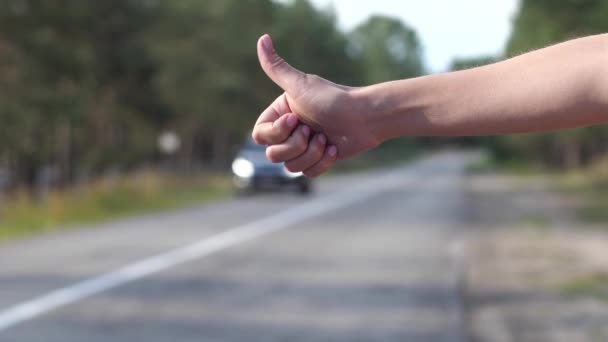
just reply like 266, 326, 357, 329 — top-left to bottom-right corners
253, 33, 608, 177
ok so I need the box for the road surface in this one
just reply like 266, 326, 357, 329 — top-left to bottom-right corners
0, 152, 473, 342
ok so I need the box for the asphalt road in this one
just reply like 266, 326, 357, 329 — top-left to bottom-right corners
0, 152, 473, 342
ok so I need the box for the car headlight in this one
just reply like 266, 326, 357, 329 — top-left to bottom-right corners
232, 157, 254, 178
283, 165, 303, 178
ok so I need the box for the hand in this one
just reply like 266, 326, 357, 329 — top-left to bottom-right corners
252, 34, 380, 177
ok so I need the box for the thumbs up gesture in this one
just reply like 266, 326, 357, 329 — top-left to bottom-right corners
252, 34, 380, 177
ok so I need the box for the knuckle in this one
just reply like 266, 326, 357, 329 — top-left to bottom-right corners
298, 142, 308, 155
292, 138, 307, 154
269, 55, 286, 70
271, 122, 286, 141
252, 130, 264, 144
296, 71, 308, 85
266, 148, 280, 163
312, 142, 324, 159
320, 156, 333, 169
298, 126, 308, 144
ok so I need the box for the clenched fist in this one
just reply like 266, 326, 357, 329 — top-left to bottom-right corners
252, 34, 380, 177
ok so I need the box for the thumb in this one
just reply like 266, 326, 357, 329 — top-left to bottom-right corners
257, 34, 305, 95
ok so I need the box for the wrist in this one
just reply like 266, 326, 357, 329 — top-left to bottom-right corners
353, 78, 434, 142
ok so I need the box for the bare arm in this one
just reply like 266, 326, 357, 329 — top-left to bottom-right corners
361, 33, 608, 140
252, 34, 608, 176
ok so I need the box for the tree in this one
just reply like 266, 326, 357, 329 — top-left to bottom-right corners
507, 0, 608, 55
449, 55, 501, 71
499, 0, 608, 168
272, 0, 361, 86
0, 0, 164, 186
151, 0, 360, 168
0, 0, 429, 192
350, 15, 425, 84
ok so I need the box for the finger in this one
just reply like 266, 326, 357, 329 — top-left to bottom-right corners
257, 34, 306, 95
265, 125, 310, 163
252, 112, 298, 145
252, 94, 294, 145
303, 145, 338, 178
284, 133, 327, 172
254, 93, 291, 127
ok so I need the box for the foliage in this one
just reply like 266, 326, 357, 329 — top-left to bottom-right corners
448, 0, 608, 169
557, 157, 608, 222
0, 0, 425, 192
0, 171, 231, 241
449, 55, 501, 71
496, 0, 608, 169
350, 15, 425, 84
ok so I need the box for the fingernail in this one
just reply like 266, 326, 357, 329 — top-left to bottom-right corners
328, 146, 337, 158
286, 114, 297, 127
302, 125, 310, 136
318, 134, 326, 145
261, 34, 272, 50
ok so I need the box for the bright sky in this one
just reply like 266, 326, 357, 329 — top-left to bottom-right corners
309, 0, 520, 72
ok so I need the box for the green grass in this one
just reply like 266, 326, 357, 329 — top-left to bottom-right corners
0, 171, 232, 242
0, 141, 416, 243
557, 272, 608, 300
466, 152, 546, 175
579, 191, 608, 222
468, 153, 608, 224
518, 215, 551, 229
555, 160, 608, 223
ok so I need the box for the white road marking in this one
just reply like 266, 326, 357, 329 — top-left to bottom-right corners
0, 169, 412, 332
449, 238, 469, 342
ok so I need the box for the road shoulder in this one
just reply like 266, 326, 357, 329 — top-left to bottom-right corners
464, 173, 608, 342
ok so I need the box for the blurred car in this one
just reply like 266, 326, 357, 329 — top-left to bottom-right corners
231, 136, 312, 195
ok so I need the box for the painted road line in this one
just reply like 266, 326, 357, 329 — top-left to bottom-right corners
0, 168, 413, 332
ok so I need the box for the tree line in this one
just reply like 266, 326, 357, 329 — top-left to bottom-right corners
453, 0, 608, 169
0, 0, 425, 191
1, 0, 603, 193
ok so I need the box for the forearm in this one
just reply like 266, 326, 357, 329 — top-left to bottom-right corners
360, 34, 608, 140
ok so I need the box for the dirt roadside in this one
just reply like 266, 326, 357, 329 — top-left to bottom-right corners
463, 173, 608, 342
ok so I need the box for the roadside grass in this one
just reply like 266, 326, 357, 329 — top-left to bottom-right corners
557, 272, 608, 300
518, 215, 551, 229
0, 171, 232, 242
555, 159, 608, 223
0, 140, 419, 243
466, 152, 546, 175
469, 153, 608, 224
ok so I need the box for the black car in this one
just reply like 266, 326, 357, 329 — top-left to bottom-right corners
231, 137, 311, 195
